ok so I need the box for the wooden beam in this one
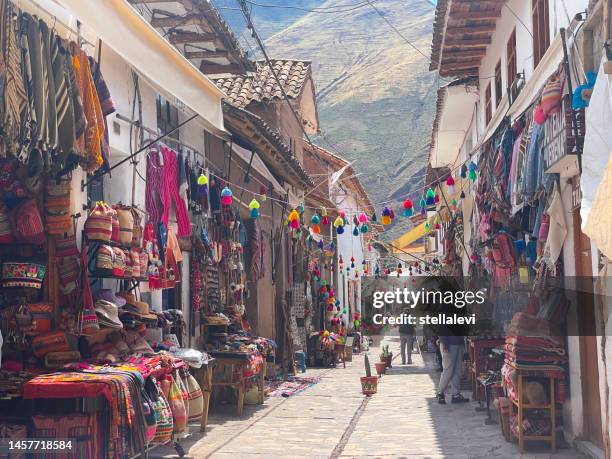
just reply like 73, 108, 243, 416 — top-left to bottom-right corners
442, 60, 482, 70
441, 49, 487, 60
185, 50, 228, 59
445, 25, 496, 36
449, 11, 500, 21
169, 31, 217, 44
440, 68, 479, 78
444, 37, 491, 47
200, 62, 242, 74
441, 58, 482, 67
150, 15, 203, 28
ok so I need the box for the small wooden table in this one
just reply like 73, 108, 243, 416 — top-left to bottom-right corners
209, 351, 267, 416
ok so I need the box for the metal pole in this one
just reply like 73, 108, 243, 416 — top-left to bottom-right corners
81, 113, 198, 191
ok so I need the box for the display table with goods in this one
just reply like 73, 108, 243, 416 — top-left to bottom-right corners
202, 313, 275, 416
495, 313, 568, 453
467, 337, 504, 403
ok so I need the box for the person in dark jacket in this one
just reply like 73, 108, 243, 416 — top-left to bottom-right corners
437, 335, 469, 404
398, 320, 415, 365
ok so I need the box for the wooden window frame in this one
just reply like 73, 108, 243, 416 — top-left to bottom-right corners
507, 28, 518, 101
484, 83, 492, 126
532, 0, 550, 68
494, 59, 503, 107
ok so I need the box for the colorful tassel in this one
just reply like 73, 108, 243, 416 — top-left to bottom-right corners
336, 226, 345, 235
426, 188, 435, 206
371, 212, 377, 222
361, 224, 369, 233
220, 187, 233, 206
353, 226, 359, 236
446, 175, 455, 195
312, 224, 321, 234
358, 212, 368, 223
311, 213, 321, 225
460, 190, 466, 199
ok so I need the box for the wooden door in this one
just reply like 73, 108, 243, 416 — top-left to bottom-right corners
573, 209, 604, 448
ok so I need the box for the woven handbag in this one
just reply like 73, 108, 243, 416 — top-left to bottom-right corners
182, 371, 204, 423
167, 376, 187, 434
152, 390, 173, 444
85, 202, 113, 241
116, 207, 134, 246
12, 199, 44, 244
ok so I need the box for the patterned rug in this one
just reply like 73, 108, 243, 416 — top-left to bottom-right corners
265, 376, 321, 397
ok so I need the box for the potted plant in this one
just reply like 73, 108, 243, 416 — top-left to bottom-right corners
380, 345, 393, 368
374, 361, 386, 377
360, 354, 378, 395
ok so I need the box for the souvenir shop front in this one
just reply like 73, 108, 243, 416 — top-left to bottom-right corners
451, 64, 593, 452
0, 0, 278, 456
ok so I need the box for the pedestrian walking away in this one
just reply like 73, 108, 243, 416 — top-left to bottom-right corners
398, 318, 415, 365
437, 336, 469, 404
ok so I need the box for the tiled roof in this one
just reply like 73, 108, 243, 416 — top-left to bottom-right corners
212, 59, 311, 108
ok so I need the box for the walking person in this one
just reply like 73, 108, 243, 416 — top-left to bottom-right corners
399, 317, 415, 365
437, 336, 469, 404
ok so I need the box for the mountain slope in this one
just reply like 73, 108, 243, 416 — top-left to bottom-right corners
218, 0, 437, 241
264, 0, 436, 240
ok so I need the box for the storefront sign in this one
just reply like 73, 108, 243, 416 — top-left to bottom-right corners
543, 95, 583, 176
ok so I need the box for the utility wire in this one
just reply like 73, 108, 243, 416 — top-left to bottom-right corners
244, 0, 377, 13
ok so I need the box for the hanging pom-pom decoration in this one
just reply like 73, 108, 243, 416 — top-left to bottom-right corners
197, 173, 209, 196
318, 240, 324, 250
397, 263, 403, 275
311, 213, 321, 225
425, 221, 431, 232
355, 272, 359, 279
333, 216, 344, 228
312, 224, 321, 234
434, 222, 440, 230
249, 199, 260, 218
425, 188, 435, 206
298, 203, 305, 214
434, 194, 440, 204
353, 216, 360, 227
321, 207, 327, 217
451, 198, 458, 213
461, 164, 468, 179
446, 175, 455, 195
371, 212, 378, 223
322, 215, 329, 226
336, 225, 345, 235
419, 198, 426, 216
352, 226, 359, 236
468, 161, 477, 182
381, 207, 392, 225
358, 212, 368, 223
460, 190, 466, 199
403, 198, 414, 217
360, 224, 369, 234
290, 219, 300, 230
288, 209, 300, 222
221, 187, 233, 206
389, 208, 395, 220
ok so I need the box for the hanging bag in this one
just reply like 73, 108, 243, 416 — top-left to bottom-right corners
182, 371, 204, 423
85, 202, 113, 241
152, 386, 173, 444
116, 207, 134, 246
166, 376, 187, 434
12, 199, 44, 244
77, 243, 99, 335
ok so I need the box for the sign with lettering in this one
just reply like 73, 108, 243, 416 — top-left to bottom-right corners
571, 176, 582, 211
543, 94, 584, 176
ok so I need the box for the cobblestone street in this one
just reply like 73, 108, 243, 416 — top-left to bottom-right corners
152, 337, 584, 459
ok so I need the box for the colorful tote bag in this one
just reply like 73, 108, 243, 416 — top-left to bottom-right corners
167, 376, 187, 434
183, 371, 204, 423
152, 389, 173, 444
85, 202, 113, 241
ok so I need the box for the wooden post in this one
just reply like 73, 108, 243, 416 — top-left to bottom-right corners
199, 366, 213, 432
236, 364, 245, 417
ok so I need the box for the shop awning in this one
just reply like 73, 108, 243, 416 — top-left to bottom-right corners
391, 222, 427, 253
56, 0, 226, 136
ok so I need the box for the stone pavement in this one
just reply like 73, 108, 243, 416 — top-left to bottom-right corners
151, 337, 584, 458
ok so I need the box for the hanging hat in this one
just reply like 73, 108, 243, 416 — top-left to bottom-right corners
95, 289, 127, 307
95, 300, 124, 329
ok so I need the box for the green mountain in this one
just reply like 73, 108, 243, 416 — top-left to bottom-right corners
218, 0, 437, 241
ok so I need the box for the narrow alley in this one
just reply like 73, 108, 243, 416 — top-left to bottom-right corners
151, 338, 584, 459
